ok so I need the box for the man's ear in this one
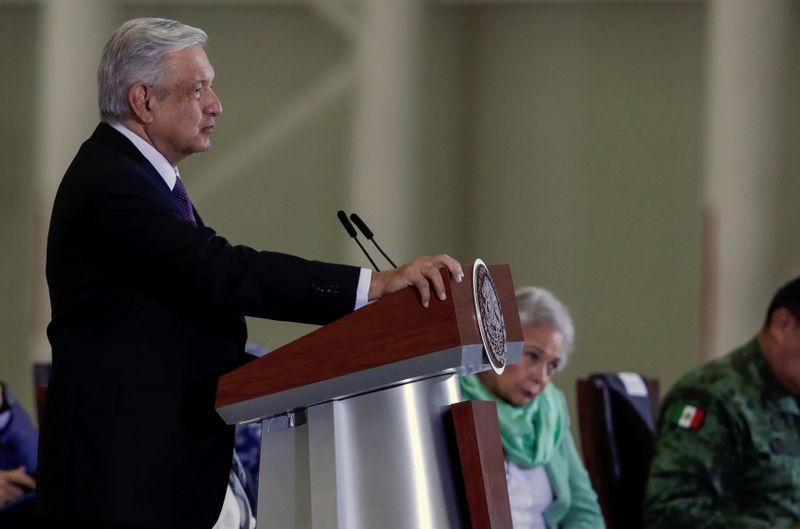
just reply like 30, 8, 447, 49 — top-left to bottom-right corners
128, 83, 155, 123
770, 307, 796, 339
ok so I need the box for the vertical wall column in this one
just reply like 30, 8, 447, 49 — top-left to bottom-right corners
348, 0, 426, 265
702, 0, 789, 359
30, 0, 116, 364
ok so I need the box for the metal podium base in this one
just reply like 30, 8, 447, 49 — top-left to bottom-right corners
256, 373, 465, 529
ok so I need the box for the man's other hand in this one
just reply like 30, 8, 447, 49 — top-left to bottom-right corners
368, 254, 463, 307
0, 466, 35, 507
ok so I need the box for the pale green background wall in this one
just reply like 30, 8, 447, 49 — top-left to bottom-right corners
0, 5, 38, 415
458, 3, 705, 420
777, 3, 800, 282
0, 1, 793, 444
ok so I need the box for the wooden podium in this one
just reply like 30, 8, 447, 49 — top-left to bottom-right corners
216, 265, 523, 529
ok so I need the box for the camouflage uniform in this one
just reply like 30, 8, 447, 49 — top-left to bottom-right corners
644, 338, 800, 529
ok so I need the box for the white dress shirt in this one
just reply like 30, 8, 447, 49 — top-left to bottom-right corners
505, 460, 554, 529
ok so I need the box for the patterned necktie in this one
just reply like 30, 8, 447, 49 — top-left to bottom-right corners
172, 176, 196, 223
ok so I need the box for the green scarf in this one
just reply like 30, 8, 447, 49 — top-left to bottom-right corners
460, 374, 563, 468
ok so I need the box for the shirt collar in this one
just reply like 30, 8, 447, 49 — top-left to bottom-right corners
109, 122, 178, 190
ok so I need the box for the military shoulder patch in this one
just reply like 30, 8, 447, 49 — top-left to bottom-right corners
670, 404, 705, 430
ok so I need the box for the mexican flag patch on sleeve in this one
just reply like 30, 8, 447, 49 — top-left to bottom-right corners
671, 404, 705, 430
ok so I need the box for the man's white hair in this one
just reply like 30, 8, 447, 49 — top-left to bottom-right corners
97, 18, 207, 123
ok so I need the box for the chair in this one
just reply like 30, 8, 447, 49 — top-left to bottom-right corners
0, 366, 47, 528
576, 373, 660, 529
32, 362, 52, 422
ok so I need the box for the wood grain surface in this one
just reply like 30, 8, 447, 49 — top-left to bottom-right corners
216, 264, 520, 409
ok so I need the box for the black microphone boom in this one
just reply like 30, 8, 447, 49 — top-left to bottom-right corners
350, 213, 397, 269
337, 210, 381, 271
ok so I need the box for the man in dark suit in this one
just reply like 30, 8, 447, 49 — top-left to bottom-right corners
38, 17, 462, 529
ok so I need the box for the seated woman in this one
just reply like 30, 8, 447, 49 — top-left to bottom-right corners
460, 287, 604, 529
0, 382, 38, 528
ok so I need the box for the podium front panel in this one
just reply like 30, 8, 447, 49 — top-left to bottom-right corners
257, 373, 466, 529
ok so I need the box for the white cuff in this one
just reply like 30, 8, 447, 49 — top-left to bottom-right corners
355, 268, 371, 310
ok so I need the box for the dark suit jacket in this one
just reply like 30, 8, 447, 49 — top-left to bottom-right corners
39, 123, 359, 529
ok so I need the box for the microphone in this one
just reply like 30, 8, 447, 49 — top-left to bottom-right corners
337, 210, 381, 271
349, 213, 397, 269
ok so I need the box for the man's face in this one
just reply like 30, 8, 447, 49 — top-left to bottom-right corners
770, 310, 800, 396
479, 322, 565, 407
146, 45, 221, 165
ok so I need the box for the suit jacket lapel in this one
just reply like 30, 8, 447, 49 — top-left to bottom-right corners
90, 123, 203, 225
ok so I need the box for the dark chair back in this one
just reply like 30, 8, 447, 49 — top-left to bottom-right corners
576, 373, 660, 529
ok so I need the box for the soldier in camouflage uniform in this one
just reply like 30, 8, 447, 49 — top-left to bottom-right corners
644, 277, 800, 529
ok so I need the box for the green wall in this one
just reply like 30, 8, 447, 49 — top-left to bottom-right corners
0, 5, 38, 415
458, 2, 705, 431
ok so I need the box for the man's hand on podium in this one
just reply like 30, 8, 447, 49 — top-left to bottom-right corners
368, 254, 463, 307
